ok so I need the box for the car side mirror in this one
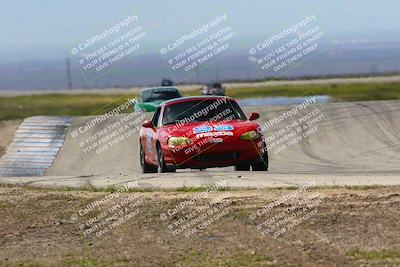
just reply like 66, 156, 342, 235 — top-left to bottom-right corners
142, 120, 154, 128
248, 112, 260, 121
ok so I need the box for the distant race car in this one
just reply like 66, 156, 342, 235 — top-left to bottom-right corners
161, 78, 174, 86
134, 87, 181, 112
200, 82, 225, 96
139, 96, 268, 173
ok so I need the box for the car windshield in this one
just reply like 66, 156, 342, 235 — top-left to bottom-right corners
141, 89, 181, 102
162, 99, 246, 125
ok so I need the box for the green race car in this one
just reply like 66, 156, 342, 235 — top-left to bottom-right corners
134, 87, 182, 112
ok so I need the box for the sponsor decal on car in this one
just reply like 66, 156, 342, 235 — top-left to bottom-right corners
196, 131, 234, 138
213, 125, 234, 131
146, 133, 153, 153
193, 125, 234, 134
193, 125, 213, 134
209, 138, 223, 143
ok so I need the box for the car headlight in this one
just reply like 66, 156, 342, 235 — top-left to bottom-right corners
168, 137, 192, 148
240, 130, 260, 140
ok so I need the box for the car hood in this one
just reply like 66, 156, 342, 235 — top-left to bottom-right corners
161, 120, 260, 138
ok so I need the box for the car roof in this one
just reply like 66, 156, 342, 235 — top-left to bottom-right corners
141, 86, 178, 93
162, 96, 234, 106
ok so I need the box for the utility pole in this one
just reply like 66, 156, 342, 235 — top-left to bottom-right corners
196, 65, 199, 84
66, 58, 72, 89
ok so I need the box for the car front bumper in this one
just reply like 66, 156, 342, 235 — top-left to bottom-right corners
162, 138, 265, 168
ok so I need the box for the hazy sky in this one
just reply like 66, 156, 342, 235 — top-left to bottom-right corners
1, 0, 399, 59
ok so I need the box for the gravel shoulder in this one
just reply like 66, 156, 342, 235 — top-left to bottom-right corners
0, 185, 399, 266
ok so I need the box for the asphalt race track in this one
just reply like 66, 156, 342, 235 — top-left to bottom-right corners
1, 100, 400, 189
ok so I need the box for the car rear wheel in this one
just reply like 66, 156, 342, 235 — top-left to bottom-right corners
157, 144, 176, 173
251, 150, 269, 171
234, 164, 250, 171
140, 144, 157, 173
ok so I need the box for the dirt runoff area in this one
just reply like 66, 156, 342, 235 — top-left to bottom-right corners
0, 185, 399, 267
0, 120, 21, 158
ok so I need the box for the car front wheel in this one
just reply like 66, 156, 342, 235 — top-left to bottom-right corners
251, 150, 269, 171
234, 164, 250, 171
157, 144, 176, 173
140, 144, 157, 173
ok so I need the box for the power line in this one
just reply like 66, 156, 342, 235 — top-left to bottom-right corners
66, 58, 72, 89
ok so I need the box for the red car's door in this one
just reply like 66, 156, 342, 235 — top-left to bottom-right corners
145, 107, 161, 164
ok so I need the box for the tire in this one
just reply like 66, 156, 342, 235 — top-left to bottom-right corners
234, 164, 250, 171
251, 150, 269, 171
140, 144, 157, 173
157, 144, 176, 173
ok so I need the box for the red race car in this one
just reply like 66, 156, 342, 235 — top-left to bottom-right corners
139, 96, 268, 173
